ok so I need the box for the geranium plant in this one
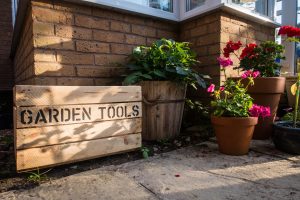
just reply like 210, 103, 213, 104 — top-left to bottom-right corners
278, 25, 300, 128
208, 42, 271, 118
123, 38, 208, 89
222, 40, 285, 77
208, 74, 270, 118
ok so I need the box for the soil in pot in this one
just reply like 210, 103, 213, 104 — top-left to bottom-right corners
242, 77, 286, 140
211, 116, 258, 155
272, 121, 300, 155
141, 81, 187, 141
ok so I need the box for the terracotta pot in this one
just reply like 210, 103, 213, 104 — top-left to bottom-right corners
241, 77, 286, 140
140, 81, 186, 141
211, 116, 258, 155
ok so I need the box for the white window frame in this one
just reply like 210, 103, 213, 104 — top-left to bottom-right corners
66, 0, 276, 23
66, 0, 180, 21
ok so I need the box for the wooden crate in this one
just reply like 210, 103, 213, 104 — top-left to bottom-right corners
14, 85, 142, 171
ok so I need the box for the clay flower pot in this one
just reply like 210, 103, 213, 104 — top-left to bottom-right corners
211, 116, 258, 155
242, 77, 286, 139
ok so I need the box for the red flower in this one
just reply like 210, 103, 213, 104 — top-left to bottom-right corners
240, 43, 257, 59
278, 26, 300, 37
223, 41, 242, 58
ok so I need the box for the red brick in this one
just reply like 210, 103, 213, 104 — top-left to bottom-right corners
76, 66, 127, 77
131, 24, 156, 37
111, 21, 131, 33
76, 41, 110, 53
75, 15, 109, 30
56, 25, 92, 40
32, 7, 73, 25
125, 34, 146, 45
93, 30, 125, 43
57, 77, 94, 86
33, 22, 55, 36
111, 44, 134, 55
34, 62, 76, 76
56, 51, 94, 65
94, 54, 127, 65
34, 36, 74, 50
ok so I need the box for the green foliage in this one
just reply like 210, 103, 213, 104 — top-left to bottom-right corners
211, 79, 254, 117
185, 99, 209, 118
238, 41, 285, 77
141, 147, 150, 159
282, 110, 300, 121
26, 168, 51, 183
123, 38, 209, 89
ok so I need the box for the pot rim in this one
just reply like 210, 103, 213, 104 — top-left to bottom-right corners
273, 121, 300, 131
211, 115, 258, 126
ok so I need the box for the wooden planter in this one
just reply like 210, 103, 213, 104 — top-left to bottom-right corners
140, 81, 187, 141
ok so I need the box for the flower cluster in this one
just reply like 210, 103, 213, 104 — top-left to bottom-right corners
217, 57, 233, 67
241, 70, 260, 79
249, 104, 271, 118
223, 41, 242, 57
240, 43, 257, 59
278, 26, 300, 37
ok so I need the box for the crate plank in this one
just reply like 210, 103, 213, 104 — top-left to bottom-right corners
16, 118, 142, 149
14, 85, 142, 106
16, 133, 141, 171
16, 102, 142, 128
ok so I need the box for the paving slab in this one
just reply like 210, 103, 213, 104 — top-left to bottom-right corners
1, 140, 300, 200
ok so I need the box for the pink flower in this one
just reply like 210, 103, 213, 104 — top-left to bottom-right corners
241, 70, 261, 79
249, 104, 271, 118
252, 71, 260, 78
207, 84, 215, 93
241, 70, 252, 79
260, 106, 271, 118
249, 104, 261, 117
220, 86, 225, 91
217, 57, 233, 67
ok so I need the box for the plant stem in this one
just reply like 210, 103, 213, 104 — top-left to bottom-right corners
293, 73, 300, 128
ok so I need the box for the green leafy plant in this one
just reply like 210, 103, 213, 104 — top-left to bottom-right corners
235, 41, 285, 77
26, 168, 51, 183
141, 147, 150, 159
210, 79, 254, 117
123, 38, 208, 89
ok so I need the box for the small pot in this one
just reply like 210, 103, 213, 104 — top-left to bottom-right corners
272, 121, 300, 155
211, 116, 258, 155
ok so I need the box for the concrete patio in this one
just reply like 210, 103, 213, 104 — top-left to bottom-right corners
1, 139, 300, 200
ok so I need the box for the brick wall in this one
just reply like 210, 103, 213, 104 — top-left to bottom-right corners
180, 11, 275, 88
15, 0, 178, 86
14, 7, 34, 85
0, 0, 13, 90
13, 1, 275, 88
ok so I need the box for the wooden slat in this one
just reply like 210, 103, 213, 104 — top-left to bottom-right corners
14, 85, 142, 106
16, 133, 141, 171
16, 102, 142, 128
16, 118, 142, 149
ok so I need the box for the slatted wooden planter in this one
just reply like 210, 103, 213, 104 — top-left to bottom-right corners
140, 81, 187, 141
